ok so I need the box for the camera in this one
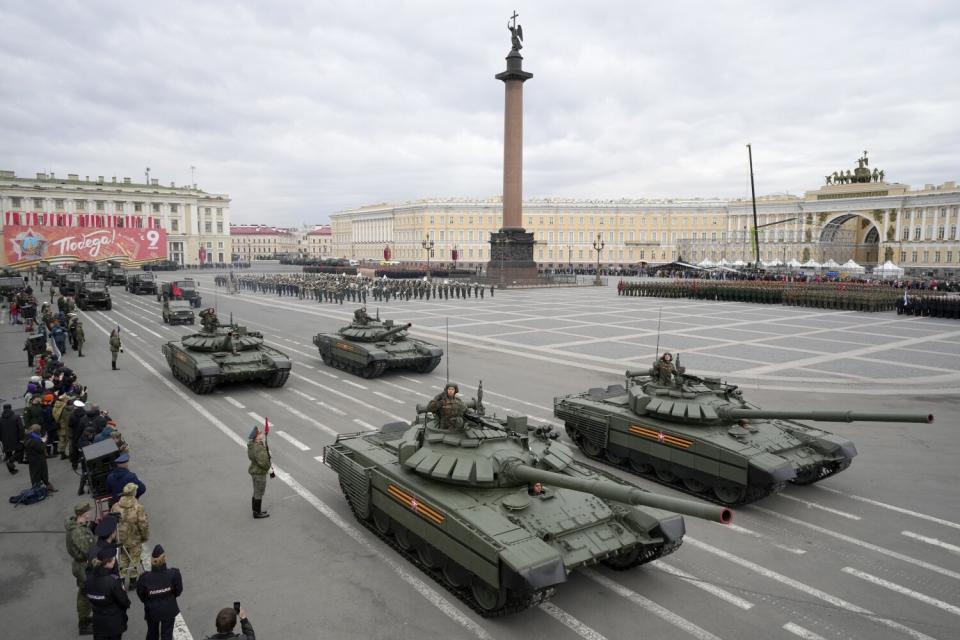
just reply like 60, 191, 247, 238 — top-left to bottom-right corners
233, 601, 240, 614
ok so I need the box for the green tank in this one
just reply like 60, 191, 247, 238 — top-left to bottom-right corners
313, 312, 443, 378
161, 318, 291, 394
323, 383, 731, 616
554, 356, 934, 505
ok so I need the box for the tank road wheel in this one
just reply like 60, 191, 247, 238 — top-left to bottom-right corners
605, 449, 629, 466
361, 363, 378, 378
655, 467, 678, 484
263, 369, 289, 388
602, 547, 640, 570
628, 457, 653, 474
578, 437, 603, 458
415, 356, 441, 373
394, 525, 414, 551
320, 351, 332, 366
682, 477, 707, 493
416, 543, 441, 569
470, 577, 507, 612
372, 509, 392, 535
441, 559, 469, 589
713, 485, 747, 505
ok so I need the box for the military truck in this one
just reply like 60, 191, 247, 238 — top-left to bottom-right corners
76, 279, 112, 311
126, 271, 158, 294
60, 273, 84, 297
162, 299, 195, 325
0, 274, 25, 296
157, 279, 202, 308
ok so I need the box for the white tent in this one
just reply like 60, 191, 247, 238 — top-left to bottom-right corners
801, 259, 822, 269
873, 260, 904, 278
786, 259, 802, 268
698, 258, 716, 268
764, 258, 784, 267
840, 259, 864, 274
732, 259, 747, 267
822, 258, 841, 269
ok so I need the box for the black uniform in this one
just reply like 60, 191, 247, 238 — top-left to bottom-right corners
0, 406, 24, 474
136, 563, 183, 640
85, 566, 130, 639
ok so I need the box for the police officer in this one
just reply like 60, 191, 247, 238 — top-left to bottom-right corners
66, 502, 96, 635
86, 546, 131, 639
247, 426, 271, 519
136, 544, 183, 640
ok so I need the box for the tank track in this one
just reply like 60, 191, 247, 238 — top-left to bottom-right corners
170, 365, 217, 394
603, 538, 682, 571
570, 433, 781, 507
790, 459, 852, 486
415, 356, 442, 374
262, 369, 290, 388
340, 488, 552, 617
325, 352, 389, 378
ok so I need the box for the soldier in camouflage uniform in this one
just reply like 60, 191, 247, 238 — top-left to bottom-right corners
110, 482, 150, 590
426, 383, 466, 430
248, 426, 272, 519
65, 502, 95, 635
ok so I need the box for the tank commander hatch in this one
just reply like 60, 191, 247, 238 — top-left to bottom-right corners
426, 383, 466, 430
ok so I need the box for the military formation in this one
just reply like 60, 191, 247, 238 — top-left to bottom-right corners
216, 271, 494, 303
897, 293, 960, 318
619, 279, 904, 312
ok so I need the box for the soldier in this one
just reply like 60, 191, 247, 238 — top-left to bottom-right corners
654, 352, 680, 385
353, 306, 371, 325
247, 426, 271, 519
66, 502, 96, 635
85, 546, 131, 639
109, 328, 122, 370
76, 319, 86, 357
137, 544, 183, 640
110, 482, 150, 590
426, 383, 466, 430
199, 308, 219, 333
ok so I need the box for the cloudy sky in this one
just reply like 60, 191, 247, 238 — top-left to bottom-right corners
2, 1, 958, 225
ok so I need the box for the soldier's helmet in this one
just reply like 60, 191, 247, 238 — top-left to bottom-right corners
661, 352, 673, 362
445, 382, 459, 394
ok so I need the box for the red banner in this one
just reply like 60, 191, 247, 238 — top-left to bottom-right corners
3, 225, 167, 267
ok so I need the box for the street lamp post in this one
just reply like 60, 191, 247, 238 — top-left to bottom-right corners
568, 245, 573, 274
495, 235, 512, 287
422, 233, 435, 280
592, 233, 605, 285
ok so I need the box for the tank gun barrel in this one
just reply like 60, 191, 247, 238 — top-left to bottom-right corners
507, 463, 731, 523
383, 322, 412, 337
720, 408, 933, 424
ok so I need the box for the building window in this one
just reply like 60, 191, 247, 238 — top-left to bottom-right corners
941, 208, 947, 217
134, 203, 142, 212
902, 228, 909, 240
218, 241, 224, 249
33, 198, 43, 209
914, 227, 921, 240
152, 203, 160, 213
205, 207, 211, 214
926, 225, 933, 239
153, 217, 160, 228
216, 221, 223, 233
923, 251, 929, 263
948, 251, 954, 263
170, 220, 179, 232
75, 200, 85, 211
216, 207, 223, 215
951, 225, 958, 239
170, 204, 178, 213
115, 201, 124, 212
11, 196, 21, 208
901, 251, 907, 263
204, 221, 212, 232
55, 199, 65, 210
934, 251, 941, 263
96, 201, 105, 212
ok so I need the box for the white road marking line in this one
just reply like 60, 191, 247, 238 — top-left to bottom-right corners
80, 311, 494, 640
398, 376, 423, 384
782, 622, 827, 640
725, 523, 806, 555
290, 389, 316, 402
128, 332, 139, 337
300, 363, 315, 369
842, 566, 960, 617
902, 530, 960, 555
538, 602, 610, 640
582, 570, 722, 640
256, 392, 339, 437
814, 485, 960, 530
276, 430, 310, 451
109, 309, 166, 339
314, 455, 325, 463
777, 494, 862, 520
373, 391, 405, 404
318, 401, 346, 416
224, 396, 246, 409
752, 505, 960, 582
353, 419, 377, 430
247, 411, 267, 424
686, 537, 936, 640
651, 560, 754, 609
341, 378, 367, 389
317, 369, 339, 379
291, 372, 405, 421
378, 380, 425, 395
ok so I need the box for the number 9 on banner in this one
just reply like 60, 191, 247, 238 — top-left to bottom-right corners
146, 230, 160, 247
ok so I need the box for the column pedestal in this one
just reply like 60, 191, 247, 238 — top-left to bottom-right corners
487, 228, 538, 282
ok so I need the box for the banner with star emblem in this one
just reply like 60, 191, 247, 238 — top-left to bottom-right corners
3, 225, 167, 267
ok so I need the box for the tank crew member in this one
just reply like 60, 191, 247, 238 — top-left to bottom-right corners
110, 482, 150, 590
106, 453, 146, 502
426, 383, 466, 430
66, 502, 96, 636
655, 352, 679, 385
247, 426, 271, 519
85, 546, 131, 639
136, 544, 183, 640
199, 308, 219, 333
353, 306, 371, 325
109, 328, 122, 370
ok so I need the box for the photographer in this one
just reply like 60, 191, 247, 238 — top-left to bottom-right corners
205, 607, 255, 640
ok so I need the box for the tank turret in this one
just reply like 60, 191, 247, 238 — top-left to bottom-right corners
315, 313, 441, 378
325, 383, 730, 616
554, 360, 935, 505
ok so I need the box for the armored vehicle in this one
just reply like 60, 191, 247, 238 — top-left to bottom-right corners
313, 311, 442, 378
162, 299, 195, 325
126, 271, 157, 294
324, 384, 730, 616
60, 273, 84, 297
161, 311, 291, 393
77, 279, 112, 310
107, 264, 127, 286
157, 279, 202, 308
554, 356, 934, 505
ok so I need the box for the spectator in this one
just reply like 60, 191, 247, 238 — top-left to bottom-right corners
24, 423, 56, 492
105, 453, 146, 501
1, 402, 24, 474
205, 607, 255, 640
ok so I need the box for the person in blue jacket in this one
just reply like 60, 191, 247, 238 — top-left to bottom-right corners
105, 453, 146, 501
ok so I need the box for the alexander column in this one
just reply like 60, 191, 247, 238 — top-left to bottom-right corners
488, 12, 538, 283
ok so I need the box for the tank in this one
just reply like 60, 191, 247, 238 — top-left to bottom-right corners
313, 312, 442, 378
554, 357, 934, 505
323, 383, 730, 616
161, 315, 291, 393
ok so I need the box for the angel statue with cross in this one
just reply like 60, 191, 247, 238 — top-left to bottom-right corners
508, 11, 523, 51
